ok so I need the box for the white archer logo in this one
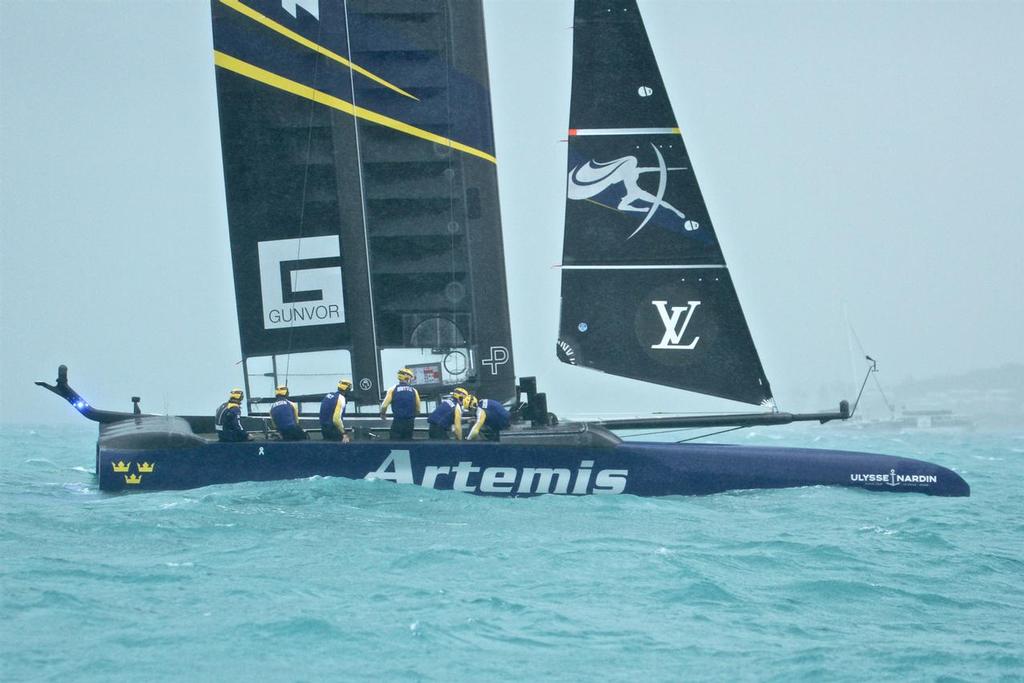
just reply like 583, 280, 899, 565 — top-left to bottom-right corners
567, 142, 699, 239
651, 300, 701, 350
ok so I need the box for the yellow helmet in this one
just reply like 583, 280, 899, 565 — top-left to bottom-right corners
461, 395, 478, 410
397, 367, 414, 382
452, 386, 469, 401
229, 388, 243, 401
275, 385, 289, 397
337, 378, 352, 392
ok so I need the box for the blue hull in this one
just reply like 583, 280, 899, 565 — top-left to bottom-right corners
98, 440, 970, 497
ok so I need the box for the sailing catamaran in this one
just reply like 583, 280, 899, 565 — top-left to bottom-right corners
38, 0, 969, 497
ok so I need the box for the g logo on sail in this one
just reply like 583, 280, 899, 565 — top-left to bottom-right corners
257, 236, 345, 330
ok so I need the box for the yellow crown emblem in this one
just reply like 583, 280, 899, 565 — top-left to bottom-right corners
112, 461, 131, 473
137, 462, 155, 473
124, 473, 143, 485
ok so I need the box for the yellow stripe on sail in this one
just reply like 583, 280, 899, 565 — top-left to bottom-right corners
219, 0, 419, 101
213, 51, 496, 164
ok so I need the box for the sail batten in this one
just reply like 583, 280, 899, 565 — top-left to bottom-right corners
569, 127, 680, 136
557, 0, 772, 406
561, 264, 726, 270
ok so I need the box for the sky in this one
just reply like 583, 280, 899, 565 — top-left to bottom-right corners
2, 0, 1023, 425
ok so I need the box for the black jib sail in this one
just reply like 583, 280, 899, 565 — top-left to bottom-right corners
211, 0, 515, 403
557, 0, 772, 406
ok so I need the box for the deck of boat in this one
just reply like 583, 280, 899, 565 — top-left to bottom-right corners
98, 414, 622, 450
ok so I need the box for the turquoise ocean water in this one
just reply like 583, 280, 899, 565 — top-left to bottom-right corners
2, 423, 1022, 681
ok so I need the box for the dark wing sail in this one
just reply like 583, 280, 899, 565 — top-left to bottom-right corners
211, 0, 515, 403
345, 1, 515, 402
557, 0, 772, 405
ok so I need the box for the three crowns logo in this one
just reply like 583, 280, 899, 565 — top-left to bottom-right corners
111, 460, 155, 484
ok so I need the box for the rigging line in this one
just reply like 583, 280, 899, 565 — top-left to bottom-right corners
676, 425, 746, 443
283, 11, 327, 387
847, 317, 869, 358
442, 1, 459, 354
619, 427, 704, 439
260, 371, 347, 377
872, 372, 895, 414
575, 410, 758, 418
846, 312, 895, 414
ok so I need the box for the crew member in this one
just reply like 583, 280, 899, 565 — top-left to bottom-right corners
270, 385, 307, 441
320, 379, 352, 442
215, 388, 250, 442
427, 387, 468, 440
379, 367, 421, 441
463, 395, 511, 442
